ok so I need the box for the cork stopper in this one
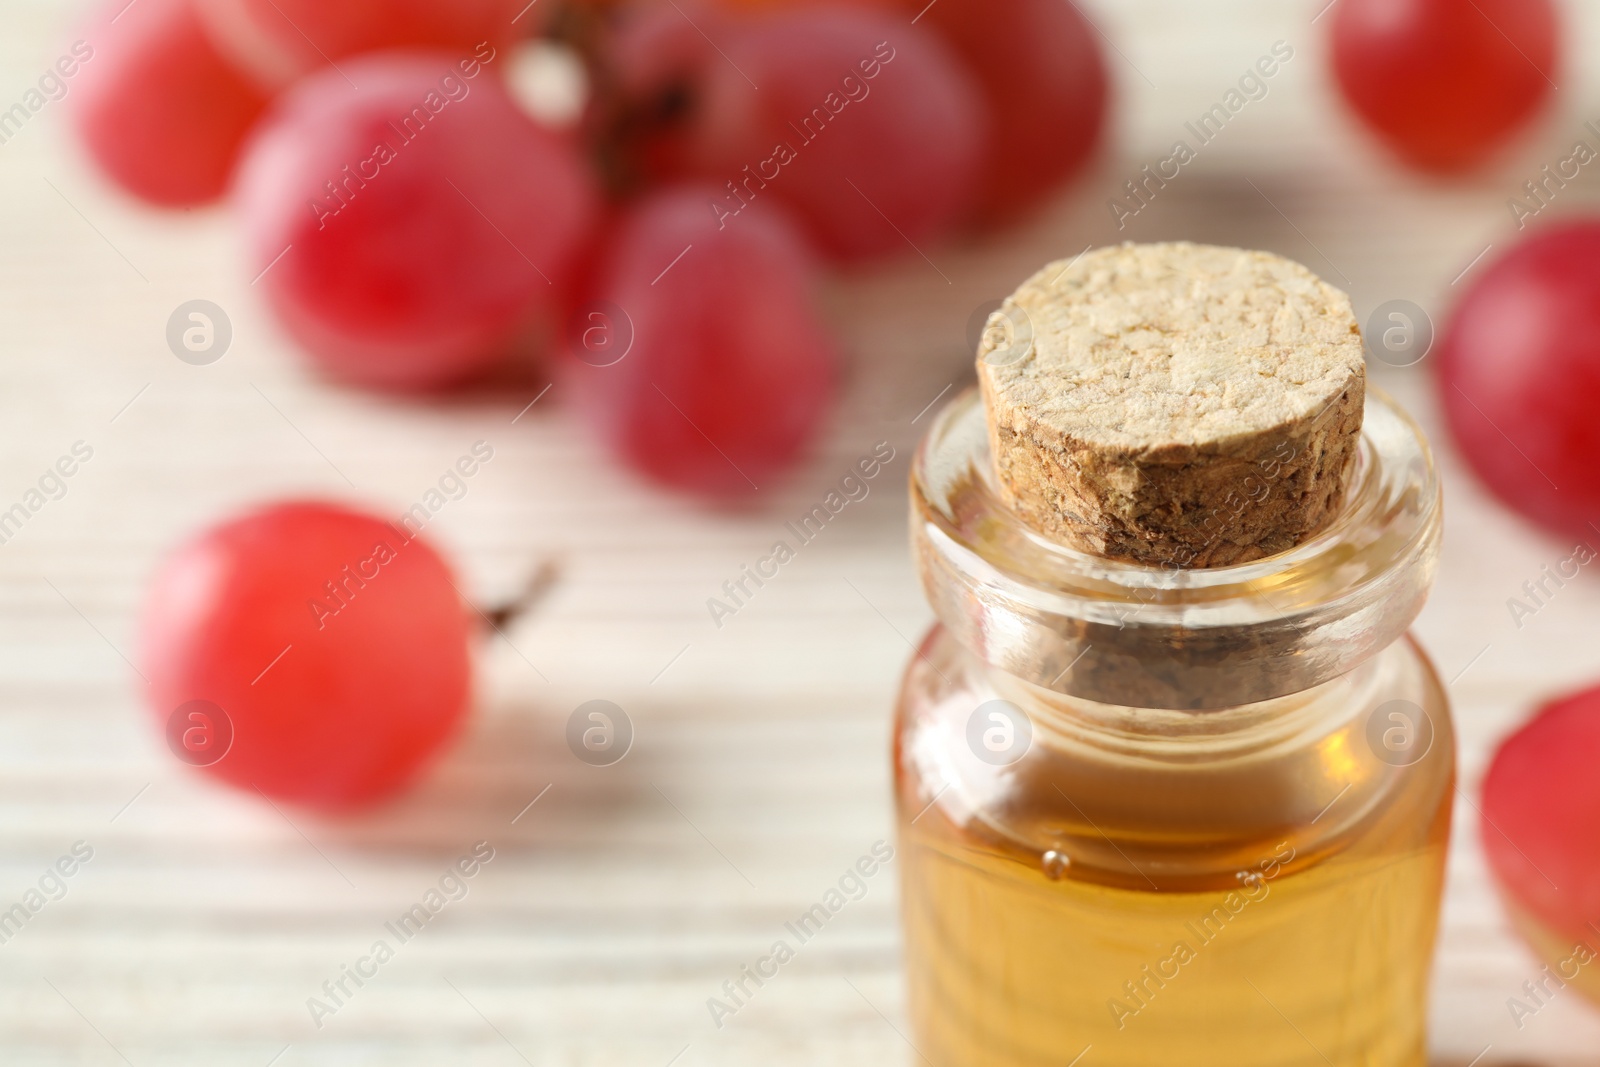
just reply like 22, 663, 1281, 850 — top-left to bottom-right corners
977, 242, 1365, 568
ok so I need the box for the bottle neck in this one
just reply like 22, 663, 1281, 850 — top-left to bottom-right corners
910, 387, 1441, 711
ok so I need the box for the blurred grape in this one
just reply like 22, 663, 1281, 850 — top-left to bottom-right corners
1481, 683, 1600, 963
916, 0, 1108, 223
562, 185, 837, 496
236, 53, 599, 389
141, 500, 471, 809
1330, 0, 1556, 172
193, 0, 526, 88
595, 4, 986, 262
584, 0, 719, 191
1436, 220, 1600, 540
71, 0, 270, 207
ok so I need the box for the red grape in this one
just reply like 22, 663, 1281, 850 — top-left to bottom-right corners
915, 0, 1108, 223
235, 52, 599, 389
562, 186, 837, 496
1330, 0, 1557, 172
591, 2, 722, 191
70, 0, 270, 207
1436, 221, 1600, 540
193, 0, 523, 88
677, 7, 986, 262
1481, 684, 1600, 945
141, 501, 472, 810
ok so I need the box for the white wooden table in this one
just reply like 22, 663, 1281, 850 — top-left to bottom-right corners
1, 0, 1598, 1063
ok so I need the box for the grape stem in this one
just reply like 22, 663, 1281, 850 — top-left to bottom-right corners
482, 558, 562, 632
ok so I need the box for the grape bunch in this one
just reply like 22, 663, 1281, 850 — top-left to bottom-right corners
71, 0, 1108, 808
71, 0, 1109, 497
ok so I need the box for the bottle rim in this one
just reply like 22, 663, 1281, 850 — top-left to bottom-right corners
911, 386, 1441, 710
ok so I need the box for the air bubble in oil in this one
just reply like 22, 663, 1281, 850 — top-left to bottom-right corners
1041, 850, 1070, 879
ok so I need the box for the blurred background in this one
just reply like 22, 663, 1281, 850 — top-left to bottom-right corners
1, 0, 1599, 1063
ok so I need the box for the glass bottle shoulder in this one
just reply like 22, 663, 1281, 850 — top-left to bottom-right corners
894, 624, 1455, 893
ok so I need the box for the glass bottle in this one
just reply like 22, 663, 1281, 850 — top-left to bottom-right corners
894, 386, 1453, 1067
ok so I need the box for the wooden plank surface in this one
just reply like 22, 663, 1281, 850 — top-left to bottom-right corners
2, 0, 1600, 1063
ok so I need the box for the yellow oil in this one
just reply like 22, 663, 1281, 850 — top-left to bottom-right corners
901, 805, 1449, 1066
895, 636, 1454, 1067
